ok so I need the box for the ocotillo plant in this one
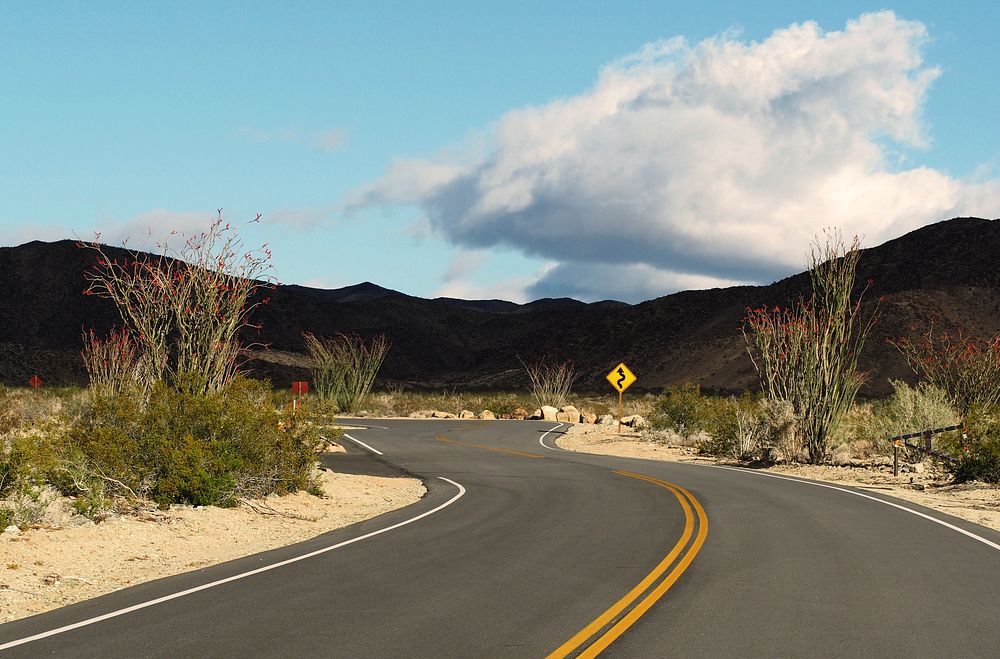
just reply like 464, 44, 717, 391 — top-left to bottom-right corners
303, 332, 343, 405
889, 324, 1000, 414
81, 327, 141, 397
303, 332, 390, 413
743, 232, 879, 463
80, 211, 275, 395
519, 357, 576, 410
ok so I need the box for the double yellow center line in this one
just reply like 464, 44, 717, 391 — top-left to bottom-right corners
435, 433, 546, 459
434, 432, 708, 655
547, 471, 709, 658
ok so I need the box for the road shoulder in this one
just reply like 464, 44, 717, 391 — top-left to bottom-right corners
557, 422, 1000, 533
1, 464, 424, 624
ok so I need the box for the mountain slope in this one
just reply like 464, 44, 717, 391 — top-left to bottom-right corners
1, 217, 998, 395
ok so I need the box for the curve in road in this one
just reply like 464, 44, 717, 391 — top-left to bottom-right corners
1, 419, 998, 657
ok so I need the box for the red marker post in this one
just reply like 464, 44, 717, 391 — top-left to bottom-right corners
291, 381, 309, 414
28, 375, 43, 389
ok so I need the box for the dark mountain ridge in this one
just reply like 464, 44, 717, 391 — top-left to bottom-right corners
2, 217, 999, 395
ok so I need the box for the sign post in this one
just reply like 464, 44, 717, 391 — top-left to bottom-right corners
28, 375, 43, 389
291, 381, 309, 414
605, 362, 637, 434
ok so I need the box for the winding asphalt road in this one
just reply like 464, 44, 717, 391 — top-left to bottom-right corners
2, 419, 998, 657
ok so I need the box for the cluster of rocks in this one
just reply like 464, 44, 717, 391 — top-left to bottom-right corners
405, 406, 647, 428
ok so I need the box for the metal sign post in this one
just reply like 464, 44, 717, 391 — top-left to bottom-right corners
605, 362, 637, 434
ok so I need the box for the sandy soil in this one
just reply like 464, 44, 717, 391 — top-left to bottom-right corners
558, 423, 1000, 534
0, 466, 424, 624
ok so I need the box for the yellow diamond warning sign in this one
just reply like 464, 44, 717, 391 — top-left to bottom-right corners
606, 362, 637, 393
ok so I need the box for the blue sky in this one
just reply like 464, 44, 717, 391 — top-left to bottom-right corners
2, 2, 998, 302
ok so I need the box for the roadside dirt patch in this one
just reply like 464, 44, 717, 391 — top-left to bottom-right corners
0, 468, 424, 624
558, 423, 1000, 534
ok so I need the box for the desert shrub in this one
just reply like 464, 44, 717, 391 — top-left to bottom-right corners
936, 409, 1000, 483
692, 396, 740, 456
651, 383, 712, 436
520, 357, 576, 409
682, 393, 803, 463
692, 394, 772, 461
0, 485, 49, 528
0, 447, 18, 499
1, 423, 67, 496
732, 399, 767, 462
743, 232, 879, 463
852, 380, 961, 457
757, 398, 803, 462
51, 449, 113, 519
890, 325, 1000, 414
304, 332, 390, 413
950, 441, 1000, 483
66, 376, 318, 507
0, 429, 65, 527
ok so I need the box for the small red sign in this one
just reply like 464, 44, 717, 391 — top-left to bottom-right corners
291, 381, 309, 395
28, 375, 43, 389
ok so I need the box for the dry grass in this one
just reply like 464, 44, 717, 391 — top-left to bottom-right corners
292, 387, 657, 420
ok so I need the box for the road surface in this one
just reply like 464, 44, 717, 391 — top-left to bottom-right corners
2, 419, 998, 657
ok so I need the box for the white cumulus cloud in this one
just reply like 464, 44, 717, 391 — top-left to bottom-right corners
354, 11, 1000, 302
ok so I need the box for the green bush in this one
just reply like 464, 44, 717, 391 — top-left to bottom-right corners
654, 388, 802, 463
939, 409, 1000, 483
652, 385, 752, 457
2, 425, 65, 491
693, 394, 778, 462
690, 397, 733, 455
67, 375, 320, 507
851, 380, 961, 457
0, 432, 62, 528
0, 448, 18, 499
651, 383, 711, 435
951, 442, 1000, 483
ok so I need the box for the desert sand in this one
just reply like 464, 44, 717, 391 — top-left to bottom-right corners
1, 467, 424, 624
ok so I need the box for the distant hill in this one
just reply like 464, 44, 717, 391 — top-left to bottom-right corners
2, 217, 999, 396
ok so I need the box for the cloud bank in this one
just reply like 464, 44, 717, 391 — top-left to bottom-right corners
354, 11, 1000, 302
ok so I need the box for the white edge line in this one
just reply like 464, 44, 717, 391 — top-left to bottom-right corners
342, 433, 384, 455
707, 464, 1000, 552
0, 477, 466, 651
538, 423, 565, 451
